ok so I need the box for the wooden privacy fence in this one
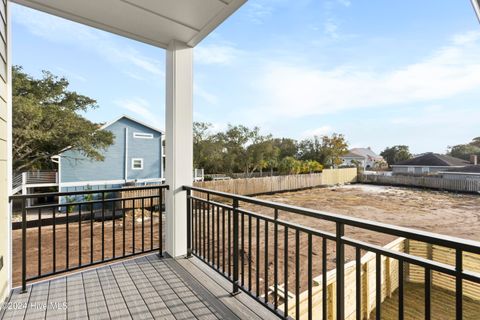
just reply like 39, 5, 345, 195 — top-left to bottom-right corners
279, 238, 405, 320
359, 173, 480, 193
194, 168, 358, 196
121, 184, 165, 209
282, 238, 480, 320
408, 240, 480, 301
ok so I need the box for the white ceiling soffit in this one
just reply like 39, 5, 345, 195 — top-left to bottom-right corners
472, 0, 480, 23
11, 0, 247, 48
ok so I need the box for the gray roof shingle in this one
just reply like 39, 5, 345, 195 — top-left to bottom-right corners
394, 153, 469, 167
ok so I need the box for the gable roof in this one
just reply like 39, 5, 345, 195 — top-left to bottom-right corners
57, 115, 164, 156
100, 115, 164, 134
393, 153, 469, 167
444, 165, 480, 173
342, 151, 365, 158
342, 148, 382, 159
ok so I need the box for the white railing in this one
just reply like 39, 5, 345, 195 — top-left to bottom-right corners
12, 170, 59, 194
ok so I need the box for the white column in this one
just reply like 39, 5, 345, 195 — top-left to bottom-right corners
165, 40, 193, 257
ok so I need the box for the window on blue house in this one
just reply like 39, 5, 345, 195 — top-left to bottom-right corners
133, 132, 153, 139
132, 158, 143, 170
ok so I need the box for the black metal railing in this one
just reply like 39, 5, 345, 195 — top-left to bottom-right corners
184, 186, 480, 320
10, 185, 168, 291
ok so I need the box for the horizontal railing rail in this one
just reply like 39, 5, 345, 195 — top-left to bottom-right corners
184, 185, 480, 320
10, 185, 168, 292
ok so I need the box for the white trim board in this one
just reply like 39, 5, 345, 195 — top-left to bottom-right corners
100, 114, 164, 133
391, 165, 465, 168
59, 178, 165, 188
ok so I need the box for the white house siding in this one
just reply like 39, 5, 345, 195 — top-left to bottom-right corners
341, 157, 365, 168
392, 166, 456, 175
0, 0, 8, 302
442, 172, 480, 181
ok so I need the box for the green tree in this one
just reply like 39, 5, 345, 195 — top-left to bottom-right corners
447, 138, 480, 161
380, 145, 413, 166
302, 160, 323, 173
13, 66, 114, 171
298, 133, 348, 167
278, 156, 301, 175
272, 138, 298, 159
193, 122, 224, 173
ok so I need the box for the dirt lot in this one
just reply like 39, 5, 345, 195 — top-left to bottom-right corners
256, 184, 480, 242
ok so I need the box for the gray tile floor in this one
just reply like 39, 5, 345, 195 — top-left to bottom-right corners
1, 254, 277, 320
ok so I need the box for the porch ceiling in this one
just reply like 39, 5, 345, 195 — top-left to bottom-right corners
473, 0, 480, 23
11, 0, 247, 48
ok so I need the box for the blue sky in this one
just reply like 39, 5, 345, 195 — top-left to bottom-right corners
12, 0, 480, 154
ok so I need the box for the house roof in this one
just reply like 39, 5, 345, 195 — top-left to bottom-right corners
393, 153, 470, 167
57, 115, 163, 155
343, 148, 382, 160
100, 115, 164, 134
12, 0, 247, 49
342, 151, 365, 159
444, 165, 480, 173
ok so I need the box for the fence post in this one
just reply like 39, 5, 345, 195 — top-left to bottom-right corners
336, 222, 345, 320
186, 189, 192, 258
21, 197, 27, 293
159, 187, 163, 257
232, 198, 240, 295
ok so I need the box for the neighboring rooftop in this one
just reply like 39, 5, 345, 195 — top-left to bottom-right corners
344, 147, 382, 159
393, 153, 470, 167
445, 165, 480, 173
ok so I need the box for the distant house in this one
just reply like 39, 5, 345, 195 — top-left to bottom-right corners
54, 115, 165, 192
341, 148, 384, 169
391, 153, 469, 175
440, 165, 480, 181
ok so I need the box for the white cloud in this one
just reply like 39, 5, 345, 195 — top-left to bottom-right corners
115, 98, 163, 127
253, 30, 480, 118
195, 44, 241, 65
55, 67, 87, 82
301, 126, 333, 138
324, 19, 339, 39
336, 0, 351, 7
390, 105, 480, 127
194, 84, 219, 105
13, 5, 164, 78
246, 2, 274, 24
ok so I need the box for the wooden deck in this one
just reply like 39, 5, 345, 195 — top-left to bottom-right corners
1, 254, 277, 320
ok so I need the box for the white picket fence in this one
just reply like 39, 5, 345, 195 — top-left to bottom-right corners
359, 174, 480, 193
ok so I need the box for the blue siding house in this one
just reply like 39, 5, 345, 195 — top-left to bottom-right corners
56, 115, 164, 192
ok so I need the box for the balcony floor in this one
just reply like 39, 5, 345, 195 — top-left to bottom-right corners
1, 254, 277, 320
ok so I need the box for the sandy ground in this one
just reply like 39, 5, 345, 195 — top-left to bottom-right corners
255, 184, 480, 242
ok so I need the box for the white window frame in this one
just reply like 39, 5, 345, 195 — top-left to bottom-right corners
422, 167, 430, 174
132, 158, 144, 170
133, 132, 153, 139
407, 167, 415, 173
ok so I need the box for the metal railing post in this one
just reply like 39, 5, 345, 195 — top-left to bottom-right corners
232, 198, 240, 295
186, 189, 192, 258
159, 187, 163, 257
21, 198, 27, 293
336, 222, 345, 320
455, 248, 463, 320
